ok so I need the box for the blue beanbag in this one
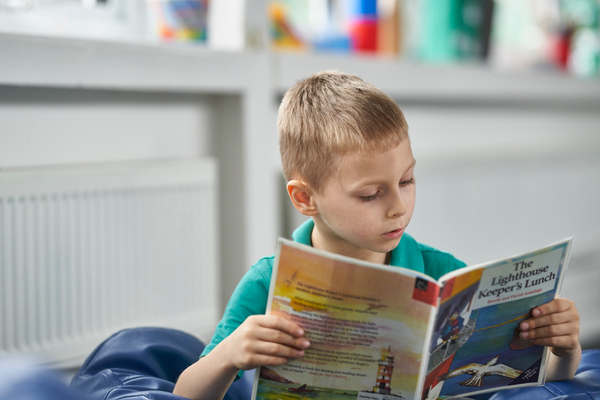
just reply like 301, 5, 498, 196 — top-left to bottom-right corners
70, 327, 253, 400
69, 327, 599, 400
487, 349, 600, 400
0, 358, 83, 400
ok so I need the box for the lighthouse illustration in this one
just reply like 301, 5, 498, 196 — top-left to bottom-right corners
357, 346, 404, 400
374, 346, 395, 394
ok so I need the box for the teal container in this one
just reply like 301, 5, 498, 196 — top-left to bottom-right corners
419, 0, 494, 63
419, 0, 464, 62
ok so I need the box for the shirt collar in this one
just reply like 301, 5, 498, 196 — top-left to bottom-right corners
291, 218, 314, 246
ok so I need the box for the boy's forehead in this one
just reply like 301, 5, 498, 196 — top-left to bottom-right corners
339, 140, 414, 166
332, 141, 415, 182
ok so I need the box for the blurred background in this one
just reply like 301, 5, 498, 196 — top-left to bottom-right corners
1, 0, 599, 380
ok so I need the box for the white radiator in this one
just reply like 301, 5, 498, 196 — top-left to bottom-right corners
0, 159, 219, 368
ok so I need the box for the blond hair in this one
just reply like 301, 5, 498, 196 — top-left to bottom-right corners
278, 70, 409, 193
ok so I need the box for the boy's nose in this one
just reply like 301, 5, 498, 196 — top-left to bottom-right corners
388, 190, 407, 218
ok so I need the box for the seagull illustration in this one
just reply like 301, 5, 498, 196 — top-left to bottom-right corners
284, 270, 298, 288
440, 356, 522, 387
365, 303, 388, 311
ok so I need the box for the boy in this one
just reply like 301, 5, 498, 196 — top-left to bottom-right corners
173, 71, 581, 400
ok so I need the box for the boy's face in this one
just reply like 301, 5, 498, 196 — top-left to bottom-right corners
311, 139, 416, 264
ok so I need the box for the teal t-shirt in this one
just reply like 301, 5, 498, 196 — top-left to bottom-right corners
201, 219, 466, 377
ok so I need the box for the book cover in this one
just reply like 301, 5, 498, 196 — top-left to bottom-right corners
424, 238, 573, 398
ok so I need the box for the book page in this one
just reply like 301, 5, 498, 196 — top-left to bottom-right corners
253, 239, 440, 400
422, 238, 572, 399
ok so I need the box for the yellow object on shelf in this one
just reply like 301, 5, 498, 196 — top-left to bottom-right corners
269, 2, 306, 51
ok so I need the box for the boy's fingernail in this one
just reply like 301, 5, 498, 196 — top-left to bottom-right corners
297, 350, 305, 357
521, 322, 529, 330
532, 309, 541, 317
302, 340, 310, 348
521, 331, 529, 338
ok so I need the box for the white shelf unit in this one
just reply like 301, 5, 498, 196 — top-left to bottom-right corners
1, 34, 253, 91
1, 33, 600, 349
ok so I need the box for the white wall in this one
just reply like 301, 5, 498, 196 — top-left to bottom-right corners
405, 102, 600, 262
0, 87, 213, 166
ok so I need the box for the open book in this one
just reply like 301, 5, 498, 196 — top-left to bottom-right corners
251, 237, 573, 400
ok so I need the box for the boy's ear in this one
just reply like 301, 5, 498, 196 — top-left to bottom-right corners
287, 180, 319, 216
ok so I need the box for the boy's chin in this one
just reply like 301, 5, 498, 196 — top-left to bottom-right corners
373, 238, 402, 254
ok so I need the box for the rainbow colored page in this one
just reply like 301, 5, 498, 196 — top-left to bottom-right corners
252, 239, 441, 400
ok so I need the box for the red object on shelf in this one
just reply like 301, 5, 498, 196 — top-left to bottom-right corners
350, 19, 378, 53
553, 27, 574, 70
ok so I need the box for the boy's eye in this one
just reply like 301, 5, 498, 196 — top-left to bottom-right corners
360, 191, 382, 202
400, 178, 415, 187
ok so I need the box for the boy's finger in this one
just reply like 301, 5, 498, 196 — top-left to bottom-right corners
527, 334, 579, 350
256, 326, 310, 350
250, 354, 293, 367
520, 323, 576, 340
253, 340, 306, 359
259, 315, 305, 337
520, 312, 575, 331
531, 299, 574, 318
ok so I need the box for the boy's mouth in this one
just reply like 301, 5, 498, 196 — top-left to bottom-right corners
383, 228, 404, 239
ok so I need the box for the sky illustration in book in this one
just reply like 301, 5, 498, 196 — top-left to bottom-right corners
437, 291, 553, 396
266, 244, 437, 399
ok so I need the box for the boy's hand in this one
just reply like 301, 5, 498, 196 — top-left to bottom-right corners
173, 316, 309, 400
519, 298, 580, 358
221, 315, 310, 371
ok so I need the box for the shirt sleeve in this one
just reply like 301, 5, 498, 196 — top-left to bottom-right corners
201, 265, 271, 356
200, 260, 272, 379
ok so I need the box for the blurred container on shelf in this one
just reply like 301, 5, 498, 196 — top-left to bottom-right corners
488, 0, 552, 70
310, 0, 351, 53
417, 0, 494, 63
415, 0, 461, 62
208, 0, 245, 51
561, 0, 600, 78
146, 0, 209, 42
569, 26, 600, 77
461, 0, 495, 59
378, 0, 402, 55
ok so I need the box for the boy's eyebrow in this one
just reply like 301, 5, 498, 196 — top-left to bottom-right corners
407, 159, 417, 171
398, 159, 417, 176
351, 158, 417, 188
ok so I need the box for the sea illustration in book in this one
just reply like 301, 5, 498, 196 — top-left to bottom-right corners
423, 241, 571, 399
254, 243, 439, 400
